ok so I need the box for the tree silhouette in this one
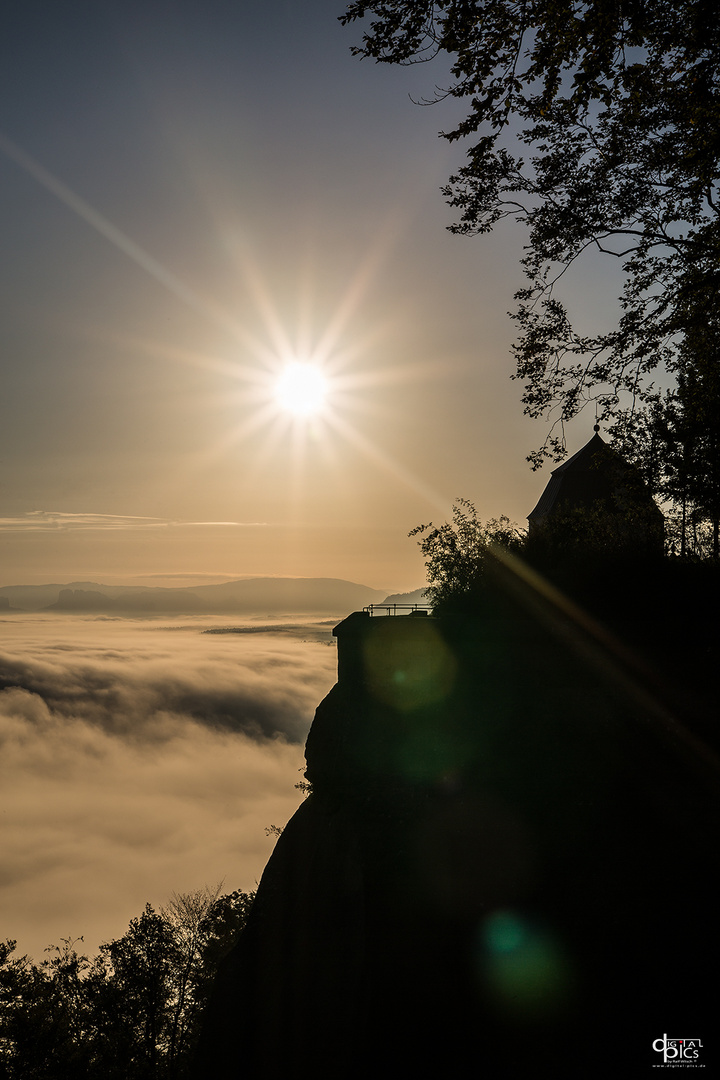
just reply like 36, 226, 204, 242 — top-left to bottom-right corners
341, 1, 720, 477
410, 501, 524, 612
0, 888, 253, 1080
660, 339, 720, 557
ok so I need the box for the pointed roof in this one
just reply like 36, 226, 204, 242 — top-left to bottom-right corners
528, 432, 660, 523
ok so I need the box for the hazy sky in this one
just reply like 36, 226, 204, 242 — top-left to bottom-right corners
0, 0, 621, 590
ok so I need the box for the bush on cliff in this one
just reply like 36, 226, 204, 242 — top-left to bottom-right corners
410, 500, 525, 614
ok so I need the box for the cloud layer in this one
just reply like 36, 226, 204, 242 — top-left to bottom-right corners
0, 616, 337, 960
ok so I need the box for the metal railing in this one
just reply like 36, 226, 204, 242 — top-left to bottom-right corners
363, 603, 431, 616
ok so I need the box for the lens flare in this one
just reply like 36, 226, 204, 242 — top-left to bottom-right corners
362, 617, 456, 713
475, 910, 573, 1020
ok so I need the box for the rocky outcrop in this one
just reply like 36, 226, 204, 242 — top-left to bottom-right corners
46, 588, 117, 611
195, 576, 720, 1078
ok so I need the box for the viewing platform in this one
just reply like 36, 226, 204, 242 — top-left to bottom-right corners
362, 603, 430, 616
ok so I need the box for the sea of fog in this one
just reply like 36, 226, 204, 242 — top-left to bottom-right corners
0, 613, 339, 961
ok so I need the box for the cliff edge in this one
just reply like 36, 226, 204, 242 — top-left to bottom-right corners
194, 579, 720, 1077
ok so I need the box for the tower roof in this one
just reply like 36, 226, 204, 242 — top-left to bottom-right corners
527, 432, 661, 523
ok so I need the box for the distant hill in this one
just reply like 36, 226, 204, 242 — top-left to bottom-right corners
379, 588, 428, 607
0, 578, 388, 615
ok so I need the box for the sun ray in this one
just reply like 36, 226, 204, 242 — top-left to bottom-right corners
312, 218, 403, 364
0, 132, 260, 347
322, 411, 450, 514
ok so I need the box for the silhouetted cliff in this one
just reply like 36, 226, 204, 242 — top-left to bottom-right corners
195, 564, 720, 1078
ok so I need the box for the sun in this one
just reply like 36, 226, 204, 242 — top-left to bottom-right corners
274, 362, 328, 417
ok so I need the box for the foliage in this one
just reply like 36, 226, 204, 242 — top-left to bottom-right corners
631, 326, 720, 556
295, 776, 313, 798
0, 887, 254, 1080
341, 1, 720, 470
527, 500, 664, 570
410, 500, 525, 611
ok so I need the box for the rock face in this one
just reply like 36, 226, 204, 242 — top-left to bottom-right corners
195, 575, 720, 1078
46, 588, 117, 611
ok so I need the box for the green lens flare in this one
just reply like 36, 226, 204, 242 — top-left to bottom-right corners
485, 911, 527, 953
362, 619, 456, 712
476, 911, 573, 1020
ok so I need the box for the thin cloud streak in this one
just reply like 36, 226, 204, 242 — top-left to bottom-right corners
0, 512, 269, 532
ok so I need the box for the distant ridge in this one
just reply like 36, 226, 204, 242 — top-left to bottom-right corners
0, 577, 387, 615
379, 587, 428, 606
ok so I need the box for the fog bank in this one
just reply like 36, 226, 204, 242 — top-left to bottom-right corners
0, 615, 337, 960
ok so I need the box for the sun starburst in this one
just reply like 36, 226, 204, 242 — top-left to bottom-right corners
274, 363, 328, 417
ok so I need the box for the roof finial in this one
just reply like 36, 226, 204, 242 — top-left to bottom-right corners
594, 402, 600, 433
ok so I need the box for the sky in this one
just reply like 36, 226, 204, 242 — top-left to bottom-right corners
0, 0, 625, 592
